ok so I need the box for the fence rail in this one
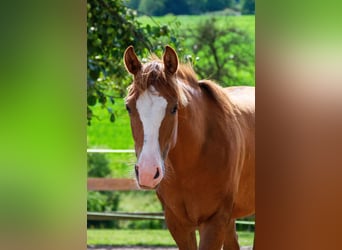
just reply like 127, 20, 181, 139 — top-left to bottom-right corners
88, 212, 165, 221
87, 211, 255, 225
87, 149, 135, 153
88, 178, 139, 191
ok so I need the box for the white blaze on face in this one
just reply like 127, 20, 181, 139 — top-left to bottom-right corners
136, 86, 167, 187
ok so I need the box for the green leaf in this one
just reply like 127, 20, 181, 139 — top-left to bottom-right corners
87, 95, 97, 106
99, 95, 106, 105
109, 96, 115, 104
89, 68, 100, 80
110, 113, 115, 123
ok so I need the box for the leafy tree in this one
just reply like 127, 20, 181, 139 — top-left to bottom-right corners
164, 0, 190, 15
129, 0, 238, 15
87, 153, 111, 177
125, 0, 140, 10
190, 18, 254, 86
87, 0, 181, 125
204, 0, 235, 12
138, 0, 166, 16
242, 0, 255, 14
186, 0, 207, 14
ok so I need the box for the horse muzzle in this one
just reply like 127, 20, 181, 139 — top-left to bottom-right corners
135, 163, 163, 189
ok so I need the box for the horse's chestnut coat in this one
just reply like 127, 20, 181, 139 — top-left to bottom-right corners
124, 45, 255, 250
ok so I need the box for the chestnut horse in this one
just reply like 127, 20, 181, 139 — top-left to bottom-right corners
124, 45, 255, 250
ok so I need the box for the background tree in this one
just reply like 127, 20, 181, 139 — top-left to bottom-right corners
138, 0, 166, 16
164, 0, 190, 15
126, 0, 140, 10
205, 0, 235, 12
185, 0, 206, 14
190, 18, 254, 86
242, 0, 255, 14
128, 0, 240, 15
87, 0, 182, 125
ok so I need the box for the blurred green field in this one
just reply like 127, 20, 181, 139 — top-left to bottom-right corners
87, 99, 133, 149
138, 14, 255, 36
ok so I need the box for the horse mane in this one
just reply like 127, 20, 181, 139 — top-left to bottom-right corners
177, 64, 237, 119
176, 63, 198, 88
126, 54, 235, 116
198, 79, 235, 116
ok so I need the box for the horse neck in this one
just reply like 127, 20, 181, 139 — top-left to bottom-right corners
168, 85, 221, 170
178, 88, 208, 148
168, 81, 247, 179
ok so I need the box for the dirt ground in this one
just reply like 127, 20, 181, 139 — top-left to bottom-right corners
87, 247, 177, 250
87, 246, 252, 250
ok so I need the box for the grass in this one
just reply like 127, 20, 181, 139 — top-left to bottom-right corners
87, 229, 254, 246
107, 153, 136, 178
138, 14, 255, 38
117, 191, 162, 212
87, 98, 133, 150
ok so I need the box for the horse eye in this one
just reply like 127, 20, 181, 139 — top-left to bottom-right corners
171, 104, 178, 114
126, 104, 131, 114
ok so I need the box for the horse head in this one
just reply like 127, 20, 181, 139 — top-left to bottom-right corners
124, 45, 181, 189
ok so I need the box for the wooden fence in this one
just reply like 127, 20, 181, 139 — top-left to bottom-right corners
87, 149, 255, 226
88, 178, 139, 191
87, 177, 167, 221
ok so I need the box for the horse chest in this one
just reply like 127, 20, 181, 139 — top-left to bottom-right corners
157, 181, 227, 226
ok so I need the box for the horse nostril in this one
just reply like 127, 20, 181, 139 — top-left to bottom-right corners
135, 165, 139, 177
153, 168, 160, 179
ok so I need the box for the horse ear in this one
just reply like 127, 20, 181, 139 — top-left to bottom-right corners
163, 45, 178, 75
124, 46, 142, 75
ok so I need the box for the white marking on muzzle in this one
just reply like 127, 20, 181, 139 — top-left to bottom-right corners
136, 86, 167, 187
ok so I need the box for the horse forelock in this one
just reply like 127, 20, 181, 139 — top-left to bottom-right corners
126, 56, 198, 107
